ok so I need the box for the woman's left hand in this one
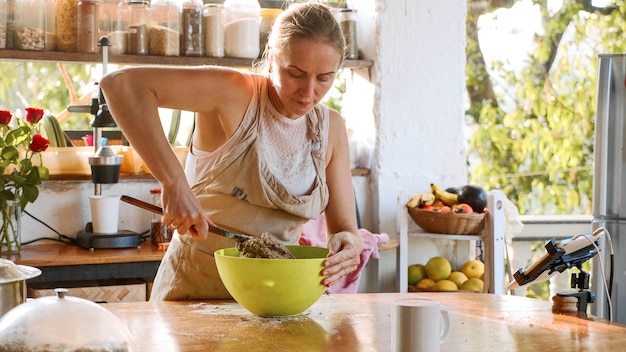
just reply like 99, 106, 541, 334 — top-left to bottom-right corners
321, 231, 363, 287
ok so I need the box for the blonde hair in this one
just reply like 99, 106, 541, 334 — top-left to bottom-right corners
255, 2, 346, 73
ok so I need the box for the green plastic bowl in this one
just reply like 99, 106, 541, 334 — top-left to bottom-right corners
214, 245, 328, 317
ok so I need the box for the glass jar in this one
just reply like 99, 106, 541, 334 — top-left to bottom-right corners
44, 0, 56, 50
77, 0, 99, 53
148, 0, 179, 56
259, 7, 281, 58
4, 0, 15, 49
127, 0, 149, 55
340, 8, 358, 60
56, 0, 78, 52
0, 0, 8, 49
203, 3, 223, 58
15, 0, 45, 51
149, 189, 173, 246
99, 0, 128, 55
180, 0, 204, 56
223, 0, 260, 59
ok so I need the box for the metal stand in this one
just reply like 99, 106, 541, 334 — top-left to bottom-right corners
70, 36, 141, 250
556, 268, 596, 315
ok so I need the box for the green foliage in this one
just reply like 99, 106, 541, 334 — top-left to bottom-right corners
0, 62, 96, 130
466, 2, 626, 215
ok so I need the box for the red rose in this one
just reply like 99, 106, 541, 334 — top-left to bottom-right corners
25, 107, 44, 124
29, 134, 50, 152
0, 110, 12, 125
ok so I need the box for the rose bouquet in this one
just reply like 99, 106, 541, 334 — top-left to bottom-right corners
0, 107, 50, 252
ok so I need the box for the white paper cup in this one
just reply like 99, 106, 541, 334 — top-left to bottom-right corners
392, 298, 450, 352
89, 195, 120, 234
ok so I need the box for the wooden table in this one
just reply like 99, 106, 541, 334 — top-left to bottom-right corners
103, 292, 626, 352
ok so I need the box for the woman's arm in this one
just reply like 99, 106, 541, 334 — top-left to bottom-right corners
99, 65, 254, 238
321, 109, 363, 287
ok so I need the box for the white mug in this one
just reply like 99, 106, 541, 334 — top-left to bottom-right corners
392, 298, 450, 352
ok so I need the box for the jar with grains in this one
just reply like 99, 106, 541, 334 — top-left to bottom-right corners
0, 0, 8, 49
15, 0, 45, 51
223, 0, 260, 59
43, 0, 55, 51
99, 0, 128, 55
55, 0, 77, 52
181, 0, 204, 56
339, 8, 358, 60
203, 4, 223, 58
77, 0, 99, 53
149, 0, 179, 56
149, 189, 173, 246
259, 7, 281, 58
127, 0, 149, 55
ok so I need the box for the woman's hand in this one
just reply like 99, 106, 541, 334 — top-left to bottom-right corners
161, 182, 212, 239
321, 231, 363, 287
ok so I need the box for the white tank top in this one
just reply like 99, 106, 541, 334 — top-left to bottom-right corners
188, 91, 316, 196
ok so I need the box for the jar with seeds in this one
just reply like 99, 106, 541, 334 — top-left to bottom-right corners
56, 0, 77, 52
149, 0, 179, 56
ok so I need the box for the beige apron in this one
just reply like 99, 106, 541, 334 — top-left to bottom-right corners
150, 75, 330, 301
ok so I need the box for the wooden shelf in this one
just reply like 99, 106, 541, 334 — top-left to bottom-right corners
0, 49, 374, 69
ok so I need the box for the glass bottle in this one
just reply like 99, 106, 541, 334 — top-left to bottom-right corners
148, 0, 179, 56
150, 189, 173, 246
127, 0, 149, 55
99, 0, 128, 55
77, 0, 99, 53
15, 0, 45, 51
56, 0, 78, 52
0, 0, 7, 49
203, 3, 223, 58
44, 0, 56, 51
340, 8, 358, 60
223, 0, 260, 59
180, 0, 204, 56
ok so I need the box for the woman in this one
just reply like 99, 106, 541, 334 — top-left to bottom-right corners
100, 2, 363, 300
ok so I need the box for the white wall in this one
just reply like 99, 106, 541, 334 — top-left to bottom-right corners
23, 180, 159, 243
348, 0, 468, 291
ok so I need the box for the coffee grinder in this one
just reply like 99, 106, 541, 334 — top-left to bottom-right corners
72, 37, 141, 250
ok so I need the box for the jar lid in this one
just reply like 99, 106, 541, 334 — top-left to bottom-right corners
150, 188, 162, 194
260, 8, 282, 17
0, 259, 41, 284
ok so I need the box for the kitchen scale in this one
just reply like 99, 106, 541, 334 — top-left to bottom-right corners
72, 37, 141, 250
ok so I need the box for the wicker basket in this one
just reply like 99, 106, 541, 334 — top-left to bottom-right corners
407, 207, 485, 235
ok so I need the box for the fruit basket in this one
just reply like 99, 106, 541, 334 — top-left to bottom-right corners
407, 207, 485, 235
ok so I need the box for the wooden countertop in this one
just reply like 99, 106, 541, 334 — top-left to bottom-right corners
103, 292, 626, 351
0, 241, 164, 267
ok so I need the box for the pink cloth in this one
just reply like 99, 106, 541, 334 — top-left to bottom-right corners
300, 214, 390, 294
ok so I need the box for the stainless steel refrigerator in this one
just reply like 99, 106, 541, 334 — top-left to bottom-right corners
591, 53, 626, 324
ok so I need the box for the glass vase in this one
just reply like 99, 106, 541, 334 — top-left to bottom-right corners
0, 200, 21, 254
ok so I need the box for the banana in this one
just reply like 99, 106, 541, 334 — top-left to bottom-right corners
419, 192, 436, 206
406, 193, 422, 208
430, 183, 459, 206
